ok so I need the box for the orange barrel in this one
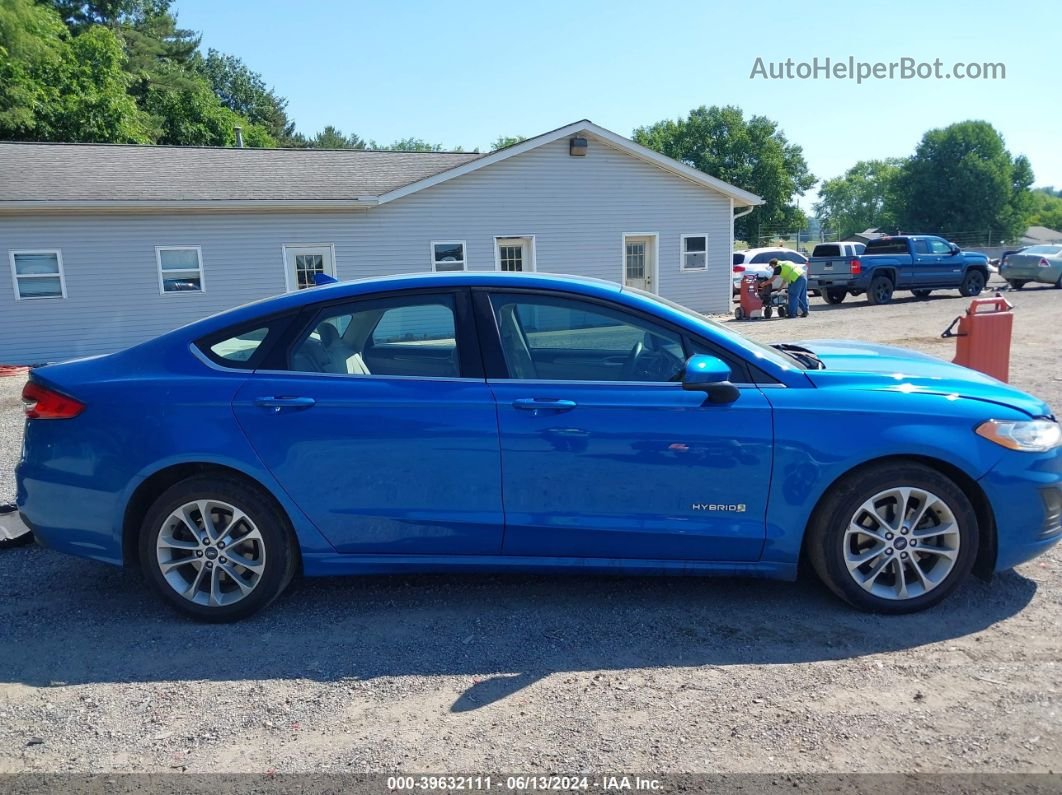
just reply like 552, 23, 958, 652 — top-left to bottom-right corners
950, 296, 1014, 382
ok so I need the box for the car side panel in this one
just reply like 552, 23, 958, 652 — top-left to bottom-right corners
754, 385, 1012, 566
16, 369, 336, 565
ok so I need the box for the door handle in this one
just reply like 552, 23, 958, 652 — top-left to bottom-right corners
255, 396, 317, 412
512, 398, 577, 413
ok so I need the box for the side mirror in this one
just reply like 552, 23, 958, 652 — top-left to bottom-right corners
681, 355, 739, 404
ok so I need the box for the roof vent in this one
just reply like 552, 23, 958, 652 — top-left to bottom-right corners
234, 126, 245, 148
569, 136, 588, 156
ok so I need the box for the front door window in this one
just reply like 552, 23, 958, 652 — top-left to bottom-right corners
496, 237, 533, 272
283, 245, 335, 291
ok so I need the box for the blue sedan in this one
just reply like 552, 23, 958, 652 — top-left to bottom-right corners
16, 273, 1062, 621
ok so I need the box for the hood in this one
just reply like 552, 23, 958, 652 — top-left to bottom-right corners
797, 339, 1053, 418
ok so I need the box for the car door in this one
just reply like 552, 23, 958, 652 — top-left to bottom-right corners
231, 289, 504, 555
927, 237, 961, 285
478, 289, 774, 562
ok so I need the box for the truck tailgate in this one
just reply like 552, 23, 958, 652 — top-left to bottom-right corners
809, 257, 853, 277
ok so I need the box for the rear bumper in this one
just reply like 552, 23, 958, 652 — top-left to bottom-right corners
979, 447, 1062, 572
15, 461, 124, 566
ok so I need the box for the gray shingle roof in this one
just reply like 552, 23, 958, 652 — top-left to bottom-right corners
0, 142, 482, 204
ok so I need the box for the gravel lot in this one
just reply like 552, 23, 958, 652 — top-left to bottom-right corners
1, 277, 1060, 776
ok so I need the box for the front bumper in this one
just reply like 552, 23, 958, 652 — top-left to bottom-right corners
979, 446, 1062, 571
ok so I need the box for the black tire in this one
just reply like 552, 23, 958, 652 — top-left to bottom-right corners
959, 269, 986, 297
1055, 274, 1062, 289
734, 307, 744, 320
764, 306, 773, 319
1006, 280, 1026, 290
912, 289, 932, 299
139, 475, 297, 622
807, 462, 979, 614
822, 288, 846, 305
867, 275, 894, 305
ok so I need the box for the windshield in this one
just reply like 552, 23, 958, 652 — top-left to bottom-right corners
621, 286, 801, 371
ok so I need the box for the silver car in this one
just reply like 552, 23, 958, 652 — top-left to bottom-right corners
1000, 244, 1062, 289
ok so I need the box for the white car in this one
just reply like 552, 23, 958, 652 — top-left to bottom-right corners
732, 247, 808, 295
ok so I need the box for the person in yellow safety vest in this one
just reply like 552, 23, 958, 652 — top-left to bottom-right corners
770, 258, 809, 318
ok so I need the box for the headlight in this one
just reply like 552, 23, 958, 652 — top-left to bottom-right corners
976, 419, 1062, 452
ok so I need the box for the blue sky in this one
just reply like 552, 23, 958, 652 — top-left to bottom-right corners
175, 0, 1062, 209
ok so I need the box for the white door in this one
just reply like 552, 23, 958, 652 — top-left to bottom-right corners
624, 235, 655, 291
496, 237, 533, 272
284, 245, 335, 291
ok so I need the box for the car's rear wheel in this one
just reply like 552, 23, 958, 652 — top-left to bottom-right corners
139, 476, 297, 622
822, 288, 846, 304
866, 275, 894, 305
960, 270, 986, 297
807, 462, 978, 613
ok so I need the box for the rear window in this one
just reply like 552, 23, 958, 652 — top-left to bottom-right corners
812, 244, 840, 257
749, 251, 776, 264
1023, 245, 1062, 255
209, 328, 268, 363
864, 238, 911, 255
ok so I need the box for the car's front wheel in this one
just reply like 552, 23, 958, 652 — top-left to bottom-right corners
959, 270, 986, 297
822, 288, 847, 304
139, 476, 297, 622
807, 462, 979, 613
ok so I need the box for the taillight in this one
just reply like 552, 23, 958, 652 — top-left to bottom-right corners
1040, 258, 1050, 268
21, 381, 84, 420
850, 258, 862, 276
733, 265, 746, 273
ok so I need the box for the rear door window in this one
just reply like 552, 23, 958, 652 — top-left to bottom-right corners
288, 295, 461, 378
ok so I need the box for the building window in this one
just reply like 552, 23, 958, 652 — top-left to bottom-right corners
495, 236, 536, 272
9, 250, 67, 300
156, 246, 205, 293
681, 234, 708, 271
431, 241, 467, 272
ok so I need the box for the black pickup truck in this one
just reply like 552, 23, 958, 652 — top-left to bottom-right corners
806, 235, 990, 305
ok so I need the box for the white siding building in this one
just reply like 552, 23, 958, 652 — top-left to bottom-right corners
0, 121, 762, 364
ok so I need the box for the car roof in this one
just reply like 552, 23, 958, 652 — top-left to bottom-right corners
740, 246, 802, 255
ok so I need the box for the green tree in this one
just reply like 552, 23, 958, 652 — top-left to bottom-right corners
381, 137, 447, 152
195, 48, 294, 143
633, 105, 816, 245
491, 134, 526, 151
897, 121, 1033, 242
1028, 188, 1062, 232
142, 70, 272, 146
304, 125, 366, 149
814, 158, 904, 238
0, 0, 148, 141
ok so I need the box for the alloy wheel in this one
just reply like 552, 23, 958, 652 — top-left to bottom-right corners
842, 486, 960, 601
156, 500, 266, 607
